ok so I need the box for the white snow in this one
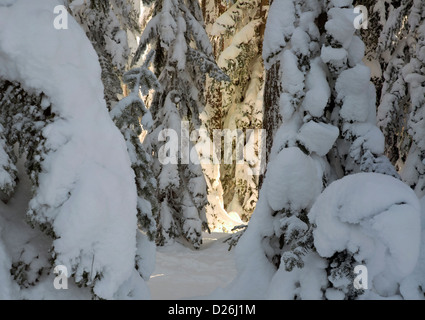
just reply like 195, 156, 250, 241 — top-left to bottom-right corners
303, 58, 331, 118
298, 121, 339, 157
336, 65, 374, 122
267, 252, 327, 299
262, 0, 295, 67
149, 233, 237, 299
210, 195, 277, 300
281, 50, 305, 96
171, 16, 187, 71
345, 122, 386, 156
0, 0, 147, 299
321, 45, 348, 64
160, 0, 177, 49
265, 148, 322, 212
0, 158, 92, 300
0, 0, 423, 302
309, 173, 421, 297
291, 28, 311, 57
232, 20, 261, 46
325, 8, 357, 49
399, 196, 425, 300
217, 19, 261, 69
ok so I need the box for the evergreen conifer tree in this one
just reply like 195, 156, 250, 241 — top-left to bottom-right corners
110, 50, 160, 278
134, 0, 229, 248
376, 0, 425, 197
225, 0, 402, 300
66, 0, 141, 109
0, 1, 154, 299
203, 0, 267, 221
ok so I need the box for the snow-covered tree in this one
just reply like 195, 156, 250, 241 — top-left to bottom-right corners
110, 50, 160, 252
0, 83, 31, 203
375, 0, 425, 197
314, 0, 400, 299
134, 0, 229, 248
66, 0, 141, 109
309, 172, 421, 300
220, 0, 408, 300
0, 0, 154, 299
261, 0, 334, 277
202, 0, 267, 221
322, 0, 399, 179
356, 1, 425, 198
404, 1, 425, 197
215, 0, 334, 299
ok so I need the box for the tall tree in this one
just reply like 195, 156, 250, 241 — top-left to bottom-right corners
134, 0, 228, 248
110, 50, 161, 280
203, 0, 267, 222
375, 0, 425, 197
323, 0, 398, 179
223, 0, 403, 300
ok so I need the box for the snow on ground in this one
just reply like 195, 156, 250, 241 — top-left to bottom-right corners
149, 232, 237, 300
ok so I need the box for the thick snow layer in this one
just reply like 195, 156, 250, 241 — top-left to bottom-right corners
291, 27, 311, 57
232, 20, 261, 47
281, 50, 305, 96
303, 58, 331, 118
325, 8, 356, 49
262, 0, 295, 67
0, 0, 146, 299
298, 121, 339, 157
336, 65, 374, 122
217, 19, 261, 69
320, 45, 348, 64
267, 252, 327, 299
309, 173, 421, 297
265, 148, 322, 212
345, 122, 386, 156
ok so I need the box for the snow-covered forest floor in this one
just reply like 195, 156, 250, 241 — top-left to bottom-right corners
149, 233, 236, 300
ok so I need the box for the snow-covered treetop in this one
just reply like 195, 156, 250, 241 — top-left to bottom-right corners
131, 0, 229, 82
